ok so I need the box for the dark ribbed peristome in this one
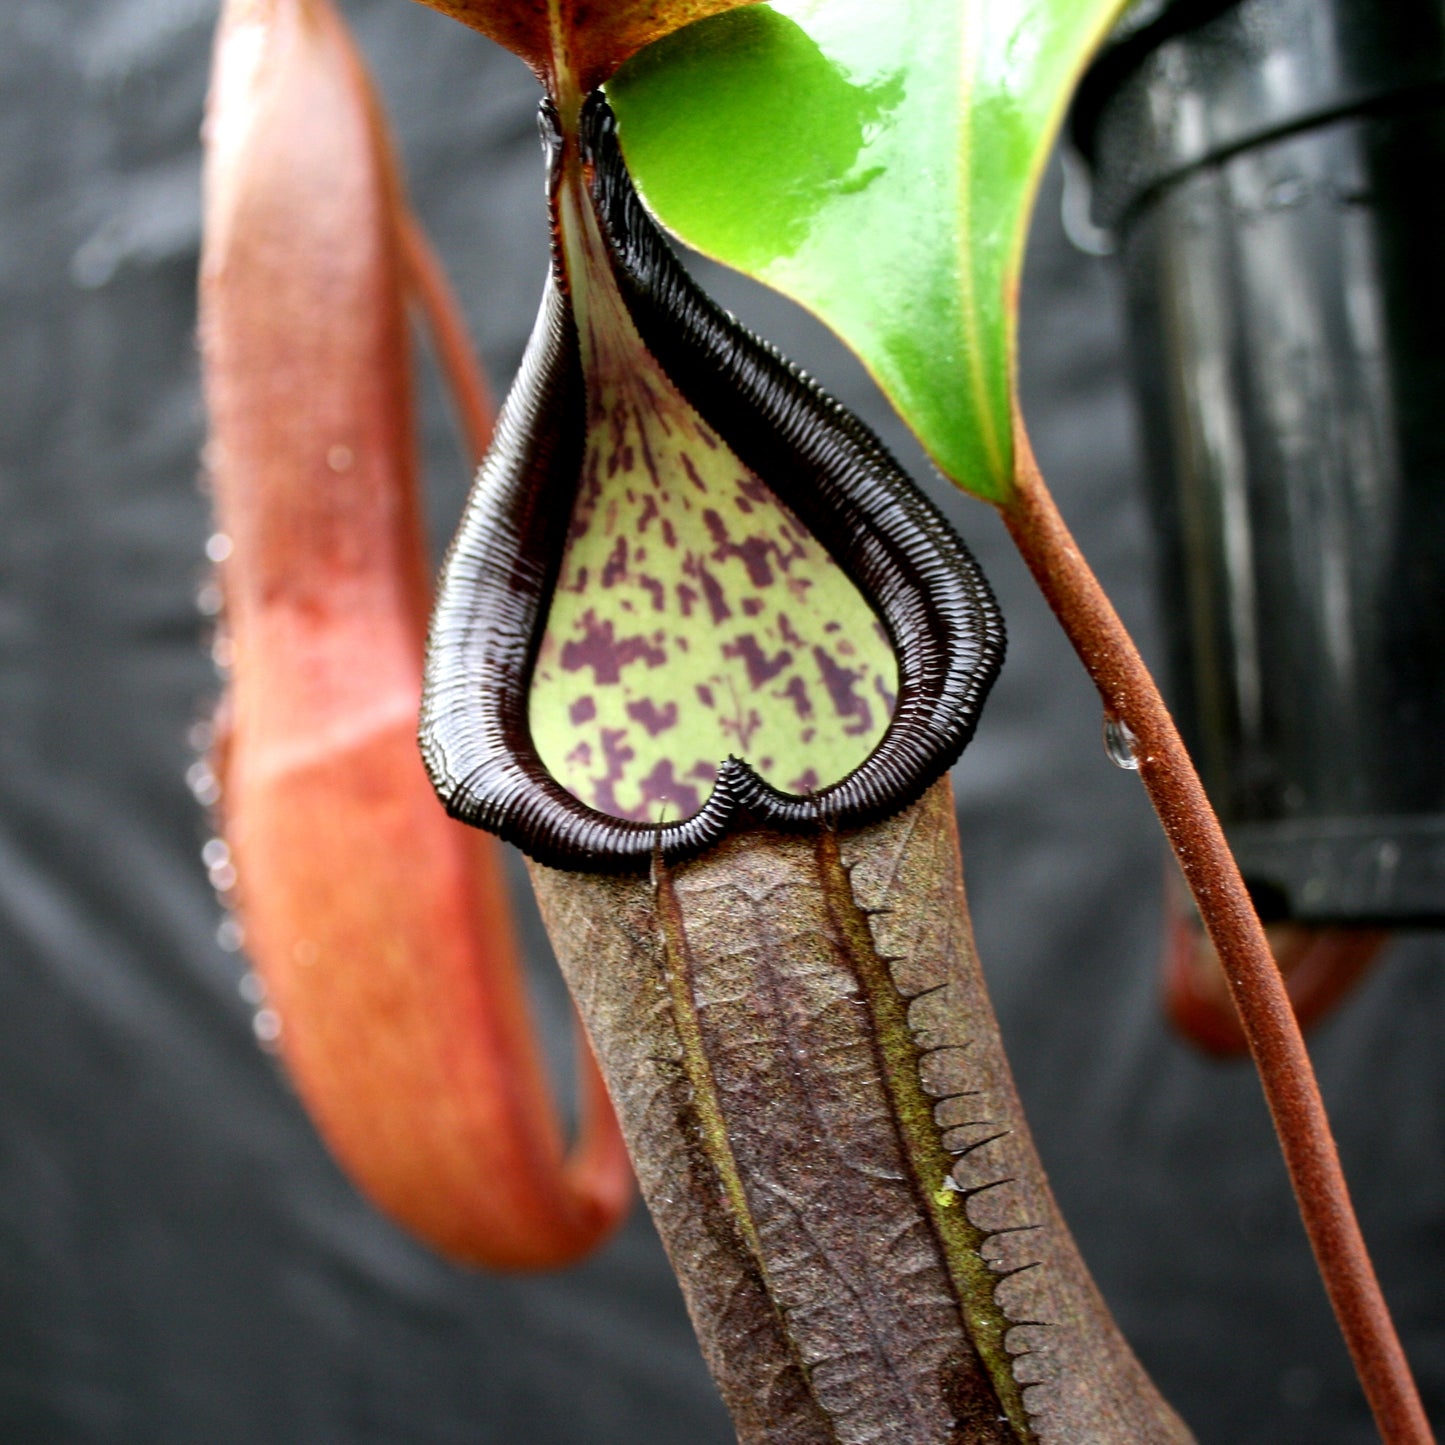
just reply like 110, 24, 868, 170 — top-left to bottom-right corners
419, 94, 1005, 873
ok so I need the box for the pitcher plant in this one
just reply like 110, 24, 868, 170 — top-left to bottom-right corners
197, 0, 1433, 1440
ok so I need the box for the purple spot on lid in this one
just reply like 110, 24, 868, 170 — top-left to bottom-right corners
626, 699, 678, 737
812, 645, 873, 737
703, 509, 777, 589
680, 453, 708, 493
571, 457, 601, 538
874, 674, 897, 715
777, 612, 804, 648
634, 759, 702, 822
696, 426, 719, 449
639, 575, 665, 611
789, 767, 820, 794
723, 635, 793, 689
741, 597, 763, 617
720, 704, 762, 752
564, 565, 590, 595
601, 536, 628, 588
566, 741, 593, 766
570, 696, 597, 725
676, 582, 699, 617
560, 611, 666, 684
636, 493, 659, 533
775, 675, 812, 720
698, 566, 731, 624
824, 621, 840, 633
633, 415, 663, 490
661, 518, 677, 548
689, 760, 718, 783
696, 684, 716, 709
590, 728, 638, 820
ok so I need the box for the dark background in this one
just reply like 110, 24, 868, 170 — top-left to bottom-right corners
0, 2, 1440, 1441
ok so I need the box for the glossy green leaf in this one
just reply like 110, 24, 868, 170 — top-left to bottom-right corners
607, 0, 1127, 502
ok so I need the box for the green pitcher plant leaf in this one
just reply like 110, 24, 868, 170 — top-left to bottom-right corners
420, 94, 1004, 871
606, 0, 1130, 502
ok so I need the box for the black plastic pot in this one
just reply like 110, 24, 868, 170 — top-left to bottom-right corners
1074, 0, 1445, 924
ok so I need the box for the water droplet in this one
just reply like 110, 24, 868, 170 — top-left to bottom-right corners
1060, 149, 1115, 257
70, 223, 124, 289
238, 971, 267, 1005
195, 581, 223, 617
205, 532, 234, 564
216, 917, 245, 952
210, 633, 235, 671
187, 719, 215, 754
201, 837, 230, 869
1266, 176, 1309, 211
208, 861, 238, 894
326, 443, 354, 473
186, 760, 221, 806
252, 1007, 282, 1048
1103, 713, 1140, 770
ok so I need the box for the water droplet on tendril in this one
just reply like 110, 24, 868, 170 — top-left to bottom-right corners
186, 760, 221, 806
252, 1007, 282, 1049
1103, 713, 1140, 770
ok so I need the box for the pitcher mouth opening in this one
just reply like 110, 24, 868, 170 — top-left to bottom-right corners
420, 93, 1004, 872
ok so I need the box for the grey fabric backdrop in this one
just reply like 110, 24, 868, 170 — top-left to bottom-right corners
0, 2, 1440, 1441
